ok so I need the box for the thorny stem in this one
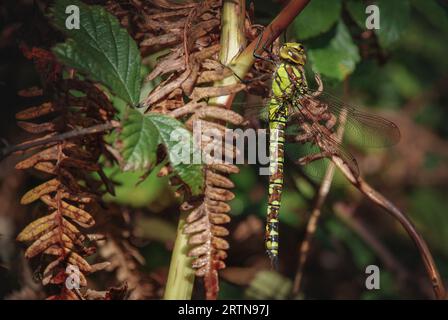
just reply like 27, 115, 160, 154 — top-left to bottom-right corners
162, 4, 198, 300
292, 108, 348, 296
219, 0, 246, 65
0, 121, 120, 160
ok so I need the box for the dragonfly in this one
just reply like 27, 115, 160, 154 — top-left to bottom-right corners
240, 41, 401, 269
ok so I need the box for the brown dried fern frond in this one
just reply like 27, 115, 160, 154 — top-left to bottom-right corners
97, 206, 160, 300
122, 0, 249, 299
172, 97, 243, 300
15, 48, 115, 299
181, 165, 237, 299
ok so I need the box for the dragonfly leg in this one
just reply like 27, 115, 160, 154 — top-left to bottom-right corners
215, 61, 269, 84
253, 31, 268, 61
295, 132, 314, 143
298, 151, 332, 165
253, 26, 277, 64
243, 73, 272, 84
324, 112, 337, 130
260, 25, 278, 58
311, 73, 324, 97
300, 97, 327, 118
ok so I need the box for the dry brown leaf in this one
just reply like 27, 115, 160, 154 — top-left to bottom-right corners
17, 86, 43, 97
190, 83, 245, 101
15, 145, 58, 169
40, 195, 95, 228
20, 178, 61, 204
16, 212, 57, 242
25, 231, 73, 259
15, 102, 57, 120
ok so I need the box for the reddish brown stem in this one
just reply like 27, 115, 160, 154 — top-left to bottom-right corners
331, 154, 446, 299
230, 0, 310, 79
356, 178, 446, 299
245, 0, 310, 57
1, 121, 119, 160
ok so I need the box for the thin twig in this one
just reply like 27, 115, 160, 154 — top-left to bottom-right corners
183, 6, 196, 67
330, 152, 446, 299
292, 108, 348, 296
335, 203, 409, 277
333, 203, 435, 298
0, 121, 120, 160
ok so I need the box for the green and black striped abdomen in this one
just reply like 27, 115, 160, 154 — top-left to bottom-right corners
265, 62, 304, 268
266, 110, 288, 267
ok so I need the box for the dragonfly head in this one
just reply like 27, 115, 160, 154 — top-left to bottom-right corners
279, 42, 306, 66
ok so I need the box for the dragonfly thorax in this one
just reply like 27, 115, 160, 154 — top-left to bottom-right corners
271, 43, 307, 99
272, 61, 306, 99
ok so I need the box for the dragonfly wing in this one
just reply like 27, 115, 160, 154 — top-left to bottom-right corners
301, 90, 401, 148
316, 129, 360, 178
288, 112, 360, 180
232, 98, 271, 124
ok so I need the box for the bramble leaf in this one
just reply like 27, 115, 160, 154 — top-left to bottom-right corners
292, 0, 342, 40
308, 22, 360, 80
120, 109, 159, 172
120, 110, 204, 196
375, 0, 411, 49
52, 0, 142, 105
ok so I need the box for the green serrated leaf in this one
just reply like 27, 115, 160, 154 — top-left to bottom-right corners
147, 114, 204, 196
121, 109, 158, 171
52, 0, 142, 105
308, 22, 360, 80
120, 110, 204, 196
375, 0, 411, 49
292, 0, 342, 40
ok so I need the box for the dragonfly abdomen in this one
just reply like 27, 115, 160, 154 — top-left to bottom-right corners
266, 111, 288, 268
265, 61, 303, 268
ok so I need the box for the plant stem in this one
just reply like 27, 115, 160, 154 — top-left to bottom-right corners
230, 0, 310, 79
163, 210, 195, 300
212, 0, 246, 107
331, 153, 446, 299
292, 108, 347, 296
164, 0, 246, 300
0, 121, 120, 160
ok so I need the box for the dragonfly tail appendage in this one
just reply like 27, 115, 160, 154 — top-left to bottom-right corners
266, 203, 280, 269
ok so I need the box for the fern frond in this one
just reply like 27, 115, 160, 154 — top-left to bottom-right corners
15, 49, 115, 299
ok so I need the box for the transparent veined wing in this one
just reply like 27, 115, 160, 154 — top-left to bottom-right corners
232, 90, 400, 149
230, 90, 400, 183
299, 89, 401, 148
231, 97, 270, 128
287, 112, 360, 181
